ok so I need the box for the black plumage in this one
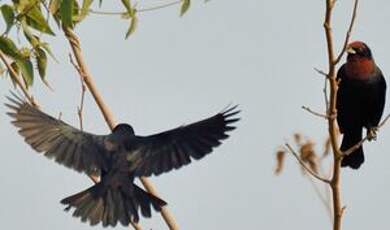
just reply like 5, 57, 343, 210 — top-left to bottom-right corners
6, 93, 240, 226
336, 41, 386, 169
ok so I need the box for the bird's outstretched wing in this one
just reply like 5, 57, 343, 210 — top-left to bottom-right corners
6, 93, 110, 175
129, 106, 240, 177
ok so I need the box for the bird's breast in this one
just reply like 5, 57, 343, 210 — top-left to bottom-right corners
345, 59, 376, 81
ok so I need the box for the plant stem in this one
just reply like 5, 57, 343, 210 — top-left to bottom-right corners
323, 0, 359, 229
62, 26, 179, 230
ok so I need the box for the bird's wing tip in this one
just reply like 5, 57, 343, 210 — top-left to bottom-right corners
220, 103, 240, 114
5, 91, 26, 105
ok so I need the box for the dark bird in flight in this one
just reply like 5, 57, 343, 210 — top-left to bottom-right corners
6, 94, 240, 226
336, 41, 386, 169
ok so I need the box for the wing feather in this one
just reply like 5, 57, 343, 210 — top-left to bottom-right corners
129, 106, 240, 176
6, 94, 110, 175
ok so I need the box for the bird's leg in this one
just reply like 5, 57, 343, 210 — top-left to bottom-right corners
367, 126, 378, 141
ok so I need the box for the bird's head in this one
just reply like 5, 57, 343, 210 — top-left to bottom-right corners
345, 41, 377, 80
346, 41, 373, 60
112, 123, 135, 136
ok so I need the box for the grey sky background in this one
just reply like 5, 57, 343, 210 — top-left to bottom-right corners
1, 0, 390, 229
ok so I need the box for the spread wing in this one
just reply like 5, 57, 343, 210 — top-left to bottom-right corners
6, 94, 111, 175
128, 106, 240, 177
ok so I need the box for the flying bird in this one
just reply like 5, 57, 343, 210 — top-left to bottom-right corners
6, 94, 240, 226
336, 41, 386, 169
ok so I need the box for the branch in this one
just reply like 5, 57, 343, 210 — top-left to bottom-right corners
69, 54, 87, 131
334, 0, 359, 64
138, 0, 181, 13
302, 106, 328, 119
343, 113, 390, 156
313, 67, 331, 114
89, 0, 182, 15
323, 77, 330, 114
285, 143, 330, 183
305, 173, 333, 222
323, 0, 359, 229
62, 26, 178, 230
314, 67, 328, 78
0, 50, 38, 107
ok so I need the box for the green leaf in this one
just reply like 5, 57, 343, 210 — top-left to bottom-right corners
78, 0, 93, 22
121, 0, 135, 16
121, 0, 131, 12
18, 47, 31, 59
49, 0, 63, 27
60, 0, 74, 28
41, 42, 58, 63
25, 6, 55, 35
14, 0, 37, 13
15, 58, 34, 87
72, 0, 80, 21
49, 0, 62, 15
36, 48, 52, 89
180, 0, 191, 16
36, 48, 47, 80
21, 20, 40, 48
125, 14, 137, 39
0, 36, 20, 58
1, 4, 15, 33
9, 62, 19, 88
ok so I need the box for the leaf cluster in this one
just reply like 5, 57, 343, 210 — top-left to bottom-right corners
0, 0, 195, 88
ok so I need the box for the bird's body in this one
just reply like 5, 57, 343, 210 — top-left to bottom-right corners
6, 95, 239, 226
336, 41, 386, 169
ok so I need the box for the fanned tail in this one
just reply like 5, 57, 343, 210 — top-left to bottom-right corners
61, 183, 167, 227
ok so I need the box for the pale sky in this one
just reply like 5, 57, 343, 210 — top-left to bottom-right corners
1, 0, 390, 229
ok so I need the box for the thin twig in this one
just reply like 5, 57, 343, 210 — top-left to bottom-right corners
89, 0, 181, 15
313, 67, 330, 112
285, 143, 330, 183
88, 9, 124, 15
314, 67, 328, 77
69, 54, 87, 131
334, 0, 359, 64
138, 0, 181, 12
305, 174, 333, 222
324, 77, 330, 114
343, 113, 390, 156
302, 106, 328, 119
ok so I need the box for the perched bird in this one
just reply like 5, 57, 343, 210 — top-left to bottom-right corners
336, 41, 386, 169
6, 93, 240, 226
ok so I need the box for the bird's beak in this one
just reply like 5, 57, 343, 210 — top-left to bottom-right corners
346, 46, 356, 54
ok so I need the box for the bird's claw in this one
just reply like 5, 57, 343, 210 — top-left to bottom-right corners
367, 127, 378, 141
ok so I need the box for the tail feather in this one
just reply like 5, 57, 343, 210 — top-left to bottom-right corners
340, 131, 364, 169
61, 183, 167, 227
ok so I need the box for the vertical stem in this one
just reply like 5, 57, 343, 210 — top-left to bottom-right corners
323, 1, 344, 230
62, 26, 179, 230
331, 159, 342, 230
